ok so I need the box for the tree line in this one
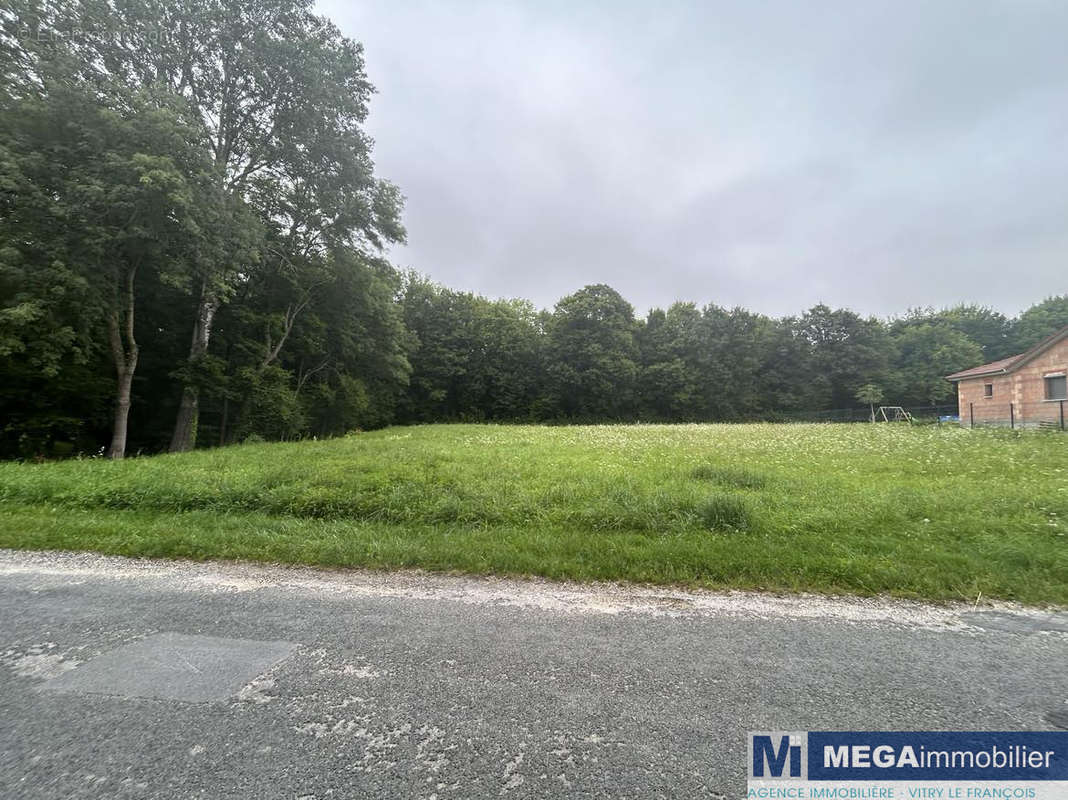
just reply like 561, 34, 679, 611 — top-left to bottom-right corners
396, 283, 1066, 425
2, 1, 1066, 459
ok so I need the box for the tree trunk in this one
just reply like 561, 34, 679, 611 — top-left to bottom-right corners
107, 266, 139, 460
170, 385, 200, 452
108, 365, 136, 459
169, 283, 218, 453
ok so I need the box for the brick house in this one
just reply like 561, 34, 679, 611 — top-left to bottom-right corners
946, 323, 1068, 428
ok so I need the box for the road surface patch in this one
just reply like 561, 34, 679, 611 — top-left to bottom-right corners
42, 632, 296, 702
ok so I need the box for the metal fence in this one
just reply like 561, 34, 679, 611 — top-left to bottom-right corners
963, 400, 1067, 430
776, 404, 959, 424
774, 401, 1067, 429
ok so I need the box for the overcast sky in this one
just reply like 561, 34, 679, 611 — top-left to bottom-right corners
318, 0, 1068, 319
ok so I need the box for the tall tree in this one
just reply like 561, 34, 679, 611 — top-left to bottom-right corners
545, 285, 638, 419
6, 0, 406, 450
1013, 295, 1068, 351
151, 0, 405, 451
696, 305, 777, 419
890, 323, 983, 406
302, 253, 412, 434
0, 84, 222, 457
939, 305, 1013, 361
794, 304, 891, 409
398, 275, 541, 422
891, 305, 1013, 361
636, 304, 703, 420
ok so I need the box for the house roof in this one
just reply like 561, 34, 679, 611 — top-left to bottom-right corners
945, 323, 1068, 381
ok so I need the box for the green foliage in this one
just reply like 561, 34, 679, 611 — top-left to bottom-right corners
795, 304, 891, 409
545, 285, 638, 419
636, 302, 780, 420
854, 384, 884, 406
398, 274, 541, 422
1013, 295, 1068, 351
939, 305, 1014, 361
891, 306, 1014, 362
0, 78, 240, 456
0, 0, 410, 456
232, 365, 307, 441
890, 323, 983, 406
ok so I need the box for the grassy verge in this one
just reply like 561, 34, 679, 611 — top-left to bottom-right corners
0, 424, 1065, 604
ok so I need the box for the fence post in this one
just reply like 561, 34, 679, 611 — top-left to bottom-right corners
969, 402, 974, 428
1010, 402, 1015, 429
1061, 400, 1064, 431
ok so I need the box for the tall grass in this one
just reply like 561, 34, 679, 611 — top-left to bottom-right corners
0, 424, 1065, 603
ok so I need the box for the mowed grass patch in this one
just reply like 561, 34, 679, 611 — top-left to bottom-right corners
0, 423, 1065, 604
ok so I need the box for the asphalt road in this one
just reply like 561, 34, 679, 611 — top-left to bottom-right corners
1, 549, 1065, 800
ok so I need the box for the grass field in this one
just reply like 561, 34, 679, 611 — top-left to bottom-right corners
0, 423, 1065, 604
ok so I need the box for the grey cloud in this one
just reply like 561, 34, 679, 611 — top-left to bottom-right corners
319, 0, 1068, 317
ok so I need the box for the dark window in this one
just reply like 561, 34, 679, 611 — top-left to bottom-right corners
1045, 375, 1067, 400
983, 383, 993, 398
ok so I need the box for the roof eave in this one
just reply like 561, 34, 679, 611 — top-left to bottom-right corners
944, 323, 1068, 382
945, 368, 1007, 381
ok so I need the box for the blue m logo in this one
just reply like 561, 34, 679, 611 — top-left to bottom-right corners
752, 734, 803, 777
